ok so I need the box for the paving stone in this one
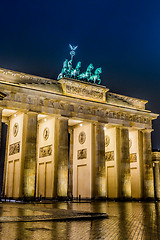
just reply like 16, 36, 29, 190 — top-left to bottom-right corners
0, 201, 159, 239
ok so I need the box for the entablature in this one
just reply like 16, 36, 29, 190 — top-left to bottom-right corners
107, 92, 148, 110
0, 81, 158, 130
0, 68, 151, 111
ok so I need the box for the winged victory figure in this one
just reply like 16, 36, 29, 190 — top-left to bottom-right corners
69, 44, 78, 60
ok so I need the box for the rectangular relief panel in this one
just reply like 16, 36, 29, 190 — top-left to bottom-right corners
9, 142, 20, 156
77, 149, 87, 160
39, 145, 52, 158
130, 153, 137, 163
105, 151, 114, 161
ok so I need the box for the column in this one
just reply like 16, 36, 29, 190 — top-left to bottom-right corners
143, 130, 154, 198
68, 127, 73, 197
0, 109, 3, 195
153, 161, 160, 200
2, 120, 10, 197
22, 112, 38, 199
95, 123, 106, 198
0, 108, 2, 150
56, 118, 69, 197
120, 127, 131, 198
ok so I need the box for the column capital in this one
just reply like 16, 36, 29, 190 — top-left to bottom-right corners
120, 126, 129, 130
23, 110, 38, 116
153, 160, 160, 164
141, 128, 153, 133
93, 121, 105, 127
56, 116, 69, 121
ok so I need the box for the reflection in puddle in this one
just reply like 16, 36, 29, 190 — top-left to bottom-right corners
0, 202, 159, 239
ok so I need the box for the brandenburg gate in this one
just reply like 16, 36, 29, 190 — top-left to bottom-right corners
0, 47, 158, 200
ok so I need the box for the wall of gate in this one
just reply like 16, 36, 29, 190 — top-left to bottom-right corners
5, 113, 24, 198
36, 117, 55, 198
73, 122, 93, 199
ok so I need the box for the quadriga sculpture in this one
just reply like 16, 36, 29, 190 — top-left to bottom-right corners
78, 64, 94, 81
88, 67, 102, 84
57, 59, 68, 80
70, 61, 81, 79
57, 45, 102, 84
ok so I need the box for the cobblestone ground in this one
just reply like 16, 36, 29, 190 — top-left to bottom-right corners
0, 201, 159, 239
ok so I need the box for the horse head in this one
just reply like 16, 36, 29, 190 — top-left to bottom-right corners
87, 63, 94, 72
75, 61, 81, 69
95, 67, 102, 75
63, 59, 68, 68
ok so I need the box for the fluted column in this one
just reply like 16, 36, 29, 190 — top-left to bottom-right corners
68, 127, 73, 197
95, 123, 106, 198
143, 130, 154, 198
22, 112, 38, 198
56, 118, 69, 197
0, 109, 2, 150
153, 161, 160, 200
120, 127, 131, 198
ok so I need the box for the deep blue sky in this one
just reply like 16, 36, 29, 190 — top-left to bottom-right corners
0, 0, 160, 148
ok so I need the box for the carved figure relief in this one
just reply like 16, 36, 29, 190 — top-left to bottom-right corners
9, 142, 20, 155
39, 145, 52, 158
77, 149, 87, 160
13, 123, 19, 137
105, 135, 110, 147
105, 151, 114, 161
78, 131, 86, 144
43, 127, 49, 141
130, 153, 137, 162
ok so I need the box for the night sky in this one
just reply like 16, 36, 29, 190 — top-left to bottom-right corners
0, 0, 160, 149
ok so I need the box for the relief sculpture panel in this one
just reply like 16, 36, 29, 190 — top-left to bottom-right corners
130, 153, 137, 162
39, 145, 52, 158
105, 151, 114, 161
77, 149, 87, 160
9, 142, 20, 156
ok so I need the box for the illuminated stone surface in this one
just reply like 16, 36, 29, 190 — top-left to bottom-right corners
0, 67, 158, 200
0, 202, 159, 239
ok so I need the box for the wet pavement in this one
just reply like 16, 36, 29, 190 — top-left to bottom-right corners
0, 201, 159, 239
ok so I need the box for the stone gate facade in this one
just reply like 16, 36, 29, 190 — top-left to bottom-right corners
0, 67, 158, 200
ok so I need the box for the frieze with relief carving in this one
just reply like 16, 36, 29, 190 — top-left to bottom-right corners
77, 149, 87, 160
105, 151, 114, 161
130, 153, 137, 162
39, 145, 52, 158
9, 142, 20, 156
2, 91, 153, 128
65, 84, 104, 100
